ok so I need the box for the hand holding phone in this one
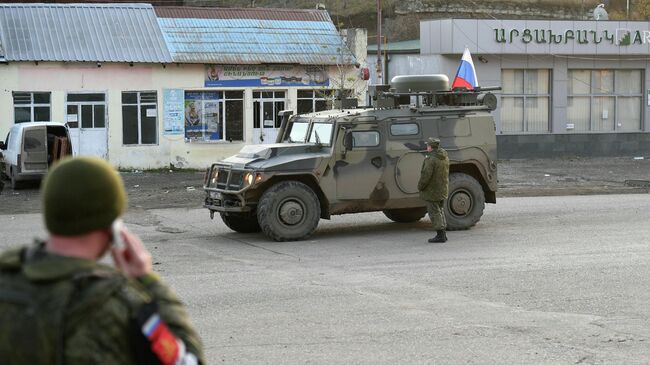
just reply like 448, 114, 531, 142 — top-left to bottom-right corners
111, 219, 125, 249
110, 221, 153, 278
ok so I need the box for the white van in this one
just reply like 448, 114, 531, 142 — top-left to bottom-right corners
0, 122, 73, 189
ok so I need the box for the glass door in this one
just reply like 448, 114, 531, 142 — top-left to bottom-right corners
66, 93, 107, 158
253, 91, 286, 144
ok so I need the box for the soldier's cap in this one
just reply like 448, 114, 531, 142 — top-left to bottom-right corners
426, 137, 441, 146
42, 156, 127, 236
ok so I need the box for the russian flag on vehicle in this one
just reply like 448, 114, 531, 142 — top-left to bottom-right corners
452, 47, 479, 90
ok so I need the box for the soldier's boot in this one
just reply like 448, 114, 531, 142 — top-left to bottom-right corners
428, 230, 447, 243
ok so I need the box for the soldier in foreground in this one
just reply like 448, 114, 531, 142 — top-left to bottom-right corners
418, 138, 450, 243
0, 157, 204, 365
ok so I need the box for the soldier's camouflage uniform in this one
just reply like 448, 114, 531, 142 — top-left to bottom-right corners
417, 146, 449, 230
0, 242, 205, 365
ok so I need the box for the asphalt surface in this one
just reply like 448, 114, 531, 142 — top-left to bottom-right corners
1, 194, 649, 364
1, 157, 650, 364
1, 156, 650, 214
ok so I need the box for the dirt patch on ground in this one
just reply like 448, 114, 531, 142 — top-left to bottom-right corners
1, 157, 649, 215
498, 157, 650, 197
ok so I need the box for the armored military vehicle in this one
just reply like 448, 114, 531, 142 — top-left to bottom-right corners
203, 74, 498, 241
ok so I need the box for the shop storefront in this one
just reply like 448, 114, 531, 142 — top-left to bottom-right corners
169, 64, 334, 145
420, 19, 650, 158
0, 4, 367, 169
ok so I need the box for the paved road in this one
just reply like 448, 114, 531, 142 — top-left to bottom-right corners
2, 156, 650, 214
1, 194, 649, 364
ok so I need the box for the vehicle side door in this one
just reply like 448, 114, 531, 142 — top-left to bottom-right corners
335, 122, 386, 200
21, 126, 48, 172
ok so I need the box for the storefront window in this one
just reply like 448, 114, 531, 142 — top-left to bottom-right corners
183, 91, 244, 142
567, 70, 642, 132
297, 90, 329, 114
224, 91, 244, 141
500, 69, 550, 133
122, 91, 157, 145
13, 92, 51, 123
184, 91, 220, 141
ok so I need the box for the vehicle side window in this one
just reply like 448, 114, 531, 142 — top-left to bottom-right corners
352, 131, 380, 148
309, 123, 334, 146
390, 123, 419, 136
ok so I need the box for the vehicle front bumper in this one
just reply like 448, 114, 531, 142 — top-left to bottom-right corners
203, 189, 251, 213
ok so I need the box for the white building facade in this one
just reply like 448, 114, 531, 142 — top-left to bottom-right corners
0, 4, 367, 169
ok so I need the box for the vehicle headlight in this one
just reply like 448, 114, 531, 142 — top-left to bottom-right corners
210, 168, 219, 185
244, 172, 254, 186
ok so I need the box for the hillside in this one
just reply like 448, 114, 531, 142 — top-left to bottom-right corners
183, 0, 646, 42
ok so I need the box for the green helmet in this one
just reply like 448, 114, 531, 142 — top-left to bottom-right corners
426, 137, 440, 147
42, 157, 127, 236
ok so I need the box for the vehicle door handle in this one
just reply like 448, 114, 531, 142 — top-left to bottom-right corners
371, 157, 382, 168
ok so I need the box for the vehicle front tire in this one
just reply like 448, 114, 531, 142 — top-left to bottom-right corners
257, 181, 321, 241
383, 207, 427, 223
220, 212, 261, 233
444, 173, 485, 230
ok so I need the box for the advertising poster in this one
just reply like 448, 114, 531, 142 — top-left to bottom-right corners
205, 64, 330, 87
163, 89, 184, 135
185, 91, 221, 142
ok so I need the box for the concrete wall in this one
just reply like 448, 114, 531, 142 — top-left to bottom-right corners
341, 28, 369, 102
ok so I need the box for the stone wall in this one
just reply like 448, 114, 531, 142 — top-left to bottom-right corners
395, 0, 589, 20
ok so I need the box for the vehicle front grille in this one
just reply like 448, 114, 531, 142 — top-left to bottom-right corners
215, 168, 228, 189
210, 166, 244, 190
228, 170, 244, 190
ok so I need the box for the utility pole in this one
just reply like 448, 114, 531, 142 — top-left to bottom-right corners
376, 0, 382, 85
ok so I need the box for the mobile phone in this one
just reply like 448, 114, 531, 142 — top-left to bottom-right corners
111, 219, 125, 249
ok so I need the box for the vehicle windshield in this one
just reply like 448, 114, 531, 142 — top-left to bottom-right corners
287, 121, 309, 143
309, 123, 334, 146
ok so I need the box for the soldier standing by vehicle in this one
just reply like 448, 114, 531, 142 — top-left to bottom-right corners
0, 157, 204, 365
418, 137, 450, 243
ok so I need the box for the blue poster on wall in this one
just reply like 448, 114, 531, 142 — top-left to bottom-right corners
185, 91, 221, 142
163, 89, 184, 135
205, 64, 330, 87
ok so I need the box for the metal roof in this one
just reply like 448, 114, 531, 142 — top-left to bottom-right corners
0, 3, 172, 63
155, 7, 332, 22
156, 7, 356, 65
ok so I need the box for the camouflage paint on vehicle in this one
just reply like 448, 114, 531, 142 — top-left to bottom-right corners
203, 74, 498, 241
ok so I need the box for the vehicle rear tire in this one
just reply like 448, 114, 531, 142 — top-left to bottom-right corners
220, 212, 261, 233
383, 207, 427, 223
10, 167, 18, 190
444, 173, 485, 231
257, 181, 321, 241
